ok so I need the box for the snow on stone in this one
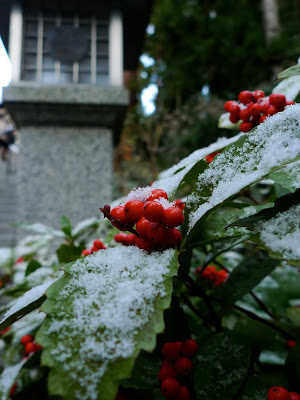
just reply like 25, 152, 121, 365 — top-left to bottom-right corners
253, 204, 300, 260
188, 105, 300, 232
46, 246, 175, 400
151, 134, 243, 197
1, 279, 58, 323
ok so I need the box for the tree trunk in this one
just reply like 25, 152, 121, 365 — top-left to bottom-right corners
262, 0, 281, 43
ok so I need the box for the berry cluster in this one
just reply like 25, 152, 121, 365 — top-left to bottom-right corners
224, 90, 295, 133
194, 265, 228, 286
20, 334, 42, 356
159, 339, 199, 399
268, 386, 300, 400
81, 239, 106, 256
101, 189, 185, 252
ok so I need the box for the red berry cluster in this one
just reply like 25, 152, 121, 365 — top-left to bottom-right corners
159, 339, 199, 399
20, 334, 42, 356
268, 386, 300, 400
224, 90, 295, 133
286, 339, 296, 348
81, 239, 106, 256
101, 189, 185, 252
194, 265, 228, 286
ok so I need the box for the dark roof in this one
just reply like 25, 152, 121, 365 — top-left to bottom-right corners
0, 0, 153, 71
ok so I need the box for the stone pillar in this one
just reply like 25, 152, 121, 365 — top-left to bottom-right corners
3, 84, 128, 230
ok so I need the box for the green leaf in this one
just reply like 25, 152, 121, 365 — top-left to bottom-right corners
203, 235, 249, 266
275, 64, 300, 80
0, 280, 56, 332
25, 260, 43, 277
56, 243, 86, 264
268, 160, 300, 193
218, 112, 241, 129
194, 331, 251, 400
272, 75, 300, 101
36, 247, 178, 400
237, 375, 268, 400
285, 341, 300, 391
184, 106, 300, 243
60, 216, 72, 238
222, 252, 278, 313
72, 217, 100, 240
226, 190, 300, 231
0, 359, 27, 400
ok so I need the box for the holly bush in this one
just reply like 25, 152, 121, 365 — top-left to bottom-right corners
0, 66, 300, 400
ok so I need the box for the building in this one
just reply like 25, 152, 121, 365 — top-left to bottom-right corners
0, 0, 152, 246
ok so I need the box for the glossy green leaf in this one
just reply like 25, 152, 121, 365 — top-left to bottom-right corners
275, 64, 300, 80
25, 260, 43, 277
36, 246, 178, 400
184, 106, 300, 244
56, 243, 85, 264
222, 252, 278, 312
268, 160, 300, 193
272, 74, 300, 100
60, 216, 72, 238
194, 331, 251, 400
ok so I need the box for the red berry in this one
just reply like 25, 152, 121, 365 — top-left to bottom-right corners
110, 206, 128, 224
34, 343, 42, 351
181, 339, 199, 357
9, 382, 17, 398
25, 342, 36, 354
259, 115, 267, 124
240, 122, 254, 133
205, 151, 220, 164
269, 93, 286, 110
114, 233, 128, 243
267, 387, 291, 400
224, 100, 235, 112
253, 89, 265, 101
290, 393, 300, 400
175, 386, 190, 400
147, 223, 167, 244
93, 239, 105, 250
91, 246, 99, 253
249, 103, 262, 118
174, 357, 193, 376
143, 201, 165, 223
162, 342, 182, 360
238, 90, 254, 105
20, 335, 34, 346
158, 365, 177, 381
286, 339, 296, 348
161, 378, 180, 399
135, 237, 155, 252
147, 189, 168, 201
124, 200, 144, 224
214, 270, 229, 285
239, 108, 251, 122
174, 199, 185, 210
228, 102, 240, 113
229, 111, 240, 124
81, 249, 91, 256
162, 207, 184, 228
267, 105, 279, 116
285, 100, 295, 106
257, 97, 270, 114
136, 217, 151, 239
162, 228, 182, 248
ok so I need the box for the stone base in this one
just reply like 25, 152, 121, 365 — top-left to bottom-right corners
15, 125, 112, 230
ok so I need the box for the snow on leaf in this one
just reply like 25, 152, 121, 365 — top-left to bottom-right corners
0, 360, 26, 400
253, 204, 300, 265
185, 104, 300, 238
218, 112, 241, 129
13, 222, 64, 238
268, 160, 300, 192
0, 279, 58, 331
275, 64, 300, 80
272, 75, 300, 100
151, 134, 243, 198
36, 246, 178, 400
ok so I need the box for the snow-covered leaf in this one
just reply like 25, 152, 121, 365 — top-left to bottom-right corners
36, 246, 178, 400
151, 134, 243, 199
0, 280, 57, 331
72, 217, 100, 239
275, 64, 300, 80
183, 105, 300, 244
13, 222, 65, 238
218, 112, 241, 129
272, 75, 300, 101
268, 160, 300, 192
0, 359, 26, 400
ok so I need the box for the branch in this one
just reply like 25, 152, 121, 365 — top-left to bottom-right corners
180, 293, 213, 326
99, 205, 139, 236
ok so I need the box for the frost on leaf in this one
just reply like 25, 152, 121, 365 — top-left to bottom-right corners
253, 204, 300, 265
36, 246, 178, 400
186, 105, 300, 236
